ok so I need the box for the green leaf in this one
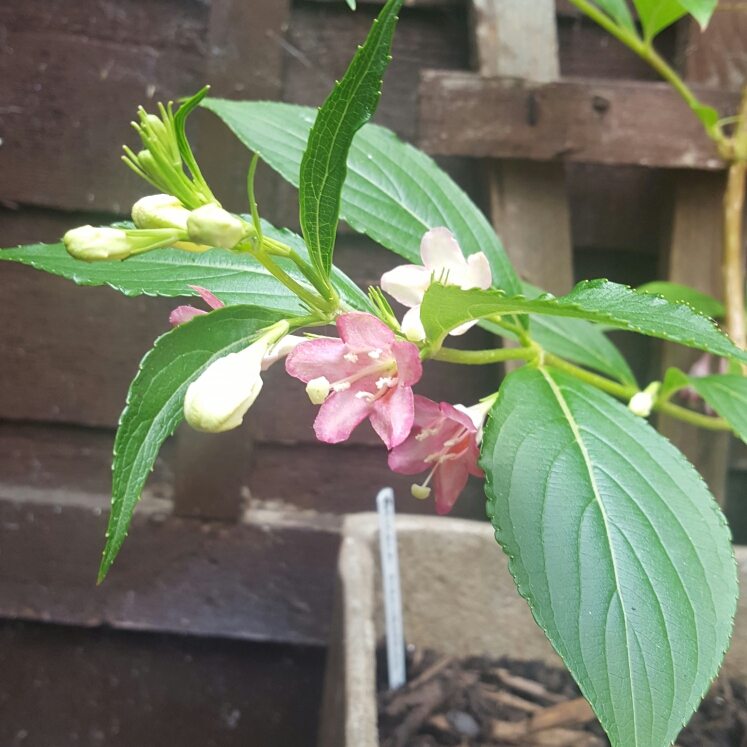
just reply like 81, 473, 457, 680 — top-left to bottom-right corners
200, 100, 522, 299
692, 103, 721, 130
482, 366, 737, 747
633, 0, 687, 39
299, 0, 403, 278
419, 280, 747, 364
637, 281, 724, 319
0, 221, 373, 314
670, 372, 747, 444
592, 0, 638, 32
99, 305, 294, 582
484, 282, 637, 386
485, 314, 637, 386
677, 0, 718, 28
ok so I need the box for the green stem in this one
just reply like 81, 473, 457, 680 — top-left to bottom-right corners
657, 401, 733, 431
487, 315, 532, 346
252, 248, 332, 315
432, 346, 536, 365
543, 353, 637, 399
544, 353, 732, 431
566, 0, 722, 142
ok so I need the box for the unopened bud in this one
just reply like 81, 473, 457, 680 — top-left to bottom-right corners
306, 377, 331, 405
184, 321, 289, 433
187, 204, 247, 250
132, 194, 190, 233
63, 226, 134, 262
411, 484, 432, 500
262, 335, 305, 371
628, 382, 660, 419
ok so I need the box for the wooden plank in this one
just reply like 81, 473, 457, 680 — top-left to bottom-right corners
0, 32, 204, 214
197, 0, 290, 216
0, 620, 325, 747
658, 171, 730, 505
418, 72, 737, 169
471, 0, 573, 300
657, 12, 747, 505
0, 491, 341, 645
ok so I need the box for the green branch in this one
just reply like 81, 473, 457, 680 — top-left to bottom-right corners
432, 346, 537, 365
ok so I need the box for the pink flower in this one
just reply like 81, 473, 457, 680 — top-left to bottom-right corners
380, 227, 492, 341
388, 395, 490, 515
285, 312, 423, 448
170, 285, 225, 326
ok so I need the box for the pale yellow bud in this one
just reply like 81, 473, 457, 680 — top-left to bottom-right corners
628, 392, 654, 418
187, 204, 247, 250
63, 226, 133, 262
132, 194, 190, 233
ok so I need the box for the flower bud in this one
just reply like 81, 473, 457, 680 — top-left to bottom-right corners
187, 204, 247, 250
63, 226, 134, 262
628, 382, 660, 419
262, 335, 305, 371
184, 321, 290, 433
132, 194, 190, 233
306, 376, 331, 405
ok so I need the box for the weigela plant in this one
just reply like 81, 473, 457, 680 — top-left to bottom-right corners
1, 1, 744, 746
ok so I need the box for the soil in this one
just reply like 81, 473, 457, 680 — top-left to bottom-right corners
376, 648, 747, 747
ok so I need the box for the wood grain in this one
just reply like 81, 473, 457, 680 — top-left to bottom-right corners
418, 72, 737, 169
0, 492, 341, 645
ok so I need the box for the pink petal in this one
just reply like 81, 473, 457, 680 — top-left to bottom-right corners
380, 264, 432, 307
337, 312, 395, 349
433, 459, 471, 515
391, 341, 423, 387
413, 395, 443, 428
467, 439, 484, 478
189, 285, 225, 310
440, 402, 478, 433
313, 384, 373, 444
170, 305, 208, 327
285, 338, 348, 383
464, 252, 492, 290
370, 385, 414, 449
420, 227, 466, 274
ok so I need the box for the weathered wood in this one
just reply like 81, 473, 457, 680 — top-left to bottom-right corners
0, 491, 340, 645
418, 72, 738, 169
197, 0, 290, 217
470, 0, 559, 80
0, 620, 325, 747
472, 0, 573, 307
658, 172, 730, 505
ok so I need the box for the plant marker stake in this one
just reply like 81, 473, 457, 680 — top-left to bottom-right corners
376, 487, 406, 690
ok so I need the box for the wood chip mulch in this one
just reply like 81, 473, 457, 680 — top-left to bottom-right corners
377, 648, 747, 747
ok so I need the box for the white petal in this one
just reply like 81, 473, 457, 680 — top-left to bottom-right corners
420, 227, 467, 275
448, 319, 479, 337
464, 252, 492, 290
262, 334, 305, 371
380, 264, 432, 307
402, 306, 426, 342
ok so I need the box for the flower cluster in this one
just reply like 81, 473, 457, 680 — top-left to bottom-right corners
176, 227, 493, 513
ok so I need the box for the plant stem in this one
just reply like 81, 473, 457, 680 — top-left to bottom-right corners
432, 346, 536, 365
543, 353, 637, 400
657, 401, 733, 431
723, 86, 747, 350
544, 353, 732, 431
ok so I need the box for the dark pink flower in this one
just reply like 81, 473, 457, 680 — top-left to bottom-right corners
388, 395, 489, 515
285, 312, 422, 448
170, 285, 225, 327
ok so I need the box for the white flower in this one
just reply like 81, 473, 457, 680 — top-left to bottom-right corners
132, 194, 190, 232
261, 335, 305, 371
380, 227, 492, 342
187, 204, 247, 250
184, 321, 289, 433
